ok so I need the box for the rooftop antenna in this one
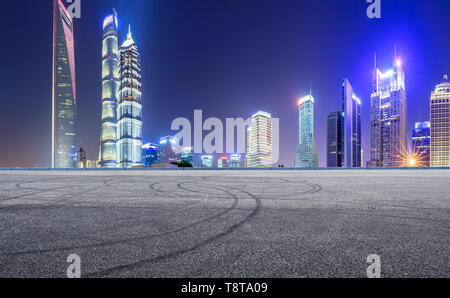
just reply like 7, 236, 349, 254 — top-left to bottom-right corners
374, 52, 377, 69
394, 43, 397, 65
309, 80, 312, 96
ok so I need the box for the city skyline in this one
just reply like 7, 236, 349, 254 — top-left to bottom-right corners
1, 0, 449, 168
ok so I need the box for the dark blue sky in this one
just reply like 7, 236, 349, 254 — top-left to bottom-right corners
0, 0, 449, 167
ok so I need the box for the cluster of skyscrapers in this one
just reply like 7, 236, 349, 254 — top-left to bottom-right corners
51, 1, 449, 169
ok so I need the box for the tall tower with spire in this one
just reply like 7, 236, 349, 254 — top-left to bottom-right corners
99, 9, 119, 168
52, 0, 77, 168
117, 25, 143, 168
295, 87, 318, 168
369, 48, 407, 167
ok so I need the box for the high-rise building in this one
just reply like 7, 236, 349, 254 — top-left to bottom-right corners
341, 79, 362, 167
327, 110, 343, 167
218, 156, 229, 168
245, 127, 252, 167
52, 0, 77, 168
201, 155, 213, 168
247, 111, 273, 168
370, 56, 407, 167
230, 154, 241, 168
295, 95, 318, 168
99, 9, 119, 168
412, 122, 431, 167
159, 136, 179, 164
181, 147, 194, 166
117, 26, 143, 168
142, 143, 160, 168
430, 75, 450, 167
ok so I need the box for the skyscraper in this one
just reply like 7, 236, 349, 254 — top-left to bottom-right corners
247, 111, 273, 168
117, 26, 143, 168
327, 110, 343, 167
370, 55, 407, 167
412, 122, 431, 167
341, 79, 362, 167
430, 75, 450, 167
99, 9, 119, 168
295, 95, 318, 168
52, 0, 77, 168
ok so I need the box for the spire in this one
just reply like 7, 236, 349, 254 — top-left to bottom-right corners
309, 80, 312, 97
121, 24, 135, 47
374, 52, 377, 69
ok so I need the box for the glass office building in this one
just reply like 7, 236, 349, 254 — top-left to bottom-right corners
52, 0, 77, 168
230, 154, 241, 168
327, 110, 343, 167
99, 10, 119, 168
412, 122, 431, 167
295, 95, 318, 168
430, 75, 450, 167
201, 155, 213, 168
142, 143, 160, 168
117, 26, 143, 168
370, 57, 407, 168
341, 79, 362, 167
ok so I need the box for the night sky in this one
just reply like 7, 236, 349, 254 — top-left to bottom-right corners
0, 0, 449, 167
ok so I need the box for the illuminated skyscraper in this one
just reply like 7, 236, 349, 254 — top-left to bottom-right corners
99, 9, 119, 168
341, 79, 362, 167
412, 122, 431, 167
430, 75, 450, 167
117, 26, 143, 168
247, 111, 273, 168
370, 55, 407, 167
295, 95, 318, 168
52, 0, 77, 168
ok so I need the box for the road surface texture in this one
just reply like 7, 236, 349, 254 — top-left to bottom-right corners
0, 170, 448, 278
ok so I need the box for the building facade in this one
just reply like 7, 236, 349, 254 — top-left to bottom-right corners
52, 0, 77, 168
230, 154, 241, 168
247, 111, 273, 168
370, 58, 407, 167
142, 143, 160, 168
295, 95, 318, 168
117, 26, 143, 168
201, 155, 213, 168
412, 122, 431, 167
341, 79, 362, 167
181, 147, 194, 166
430, 75, 450, 167
218, 156, 229, 168
99, 10, 120, 168
159, 136, 179, 164
327, 110, 343, 167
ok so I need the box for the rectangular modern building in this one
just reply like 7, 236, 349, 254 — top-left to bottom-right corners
430, 75, 450, 167
341, 79, 362, 168
52, 0, 77, 168
247, 111, 273, 168
327, 110, 343, 167
370, 58, 407, 167
412, 122, 431, 167
295, 95, 318, 168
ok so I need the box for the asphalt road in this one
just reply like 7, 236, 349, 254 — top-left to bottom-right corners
0, 170, 448, 278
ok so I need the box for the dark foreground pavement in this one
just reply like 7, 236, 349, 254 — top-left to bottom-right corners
0, 170, 448, 278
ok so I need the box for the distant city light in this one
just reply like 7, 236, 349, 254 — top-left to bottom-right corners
409, 158, 416, 167
396, 60, 402, 67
